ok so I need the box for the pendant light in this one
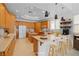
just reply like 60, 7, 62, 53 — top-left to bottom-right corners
54, 3, 58, 19
61, 17, 65, 21
55, 14, 58, 19
45, 10, 49, 17
61, 6, 65, 21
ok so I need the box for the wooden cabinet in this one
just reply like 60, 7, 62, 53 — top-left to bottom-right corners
0, 4, 5, 28
0, 4, 16, 33
27, 32, 37, 43
74, 35, 79, 50
34, 21, 48, 33
16, 30, 19, 39
33, 38, 38, 55
0, 39, 16, 56
9, 15, 16, 33
16, 21, 48, 33
41, 21, 48, 28
5, 11, 16, 33
28, 33, 33, 43
16, 21, 34, 28
27, 32, 38, 55
34, 22, 41, 33
4, 39, 15, 56
5, 11, 10, 28
29, 37, 38, 55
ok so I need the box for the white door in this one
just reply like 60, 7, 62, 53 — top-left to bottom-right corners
19, 25, 26, 39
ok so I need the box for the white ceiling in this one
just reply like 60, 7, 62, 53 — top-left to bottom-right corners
5, 3, 79, 21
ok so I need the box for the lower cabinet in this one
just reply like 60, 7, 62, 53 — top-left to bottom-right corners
33, 38, 38, 55
31, 37, 38, 56
0, 39, 16, 56
28, 34, 33, 43
74, 35, 79, 50
27, 32, 37, 43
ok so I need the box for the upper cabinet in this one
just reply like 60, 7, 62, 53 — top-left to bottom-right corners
34, 22, 41, 33
5, 10, 10, 28
41, 21, 48, 28
9, 15, 16, 33
0, 4, 16, 33
34, 21, 48, 33
5, 11, 16, 33
0, 4, 6, 28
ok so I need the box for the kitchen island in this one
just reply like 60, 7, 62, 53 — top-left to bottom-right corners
32, 34, 72, 56
32, 34, 58, 56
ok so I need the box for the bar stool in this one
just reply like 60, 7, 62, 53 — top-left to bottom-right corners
49, 43, 58, 56
59, 40, 68, 56
65, 36, 72, 53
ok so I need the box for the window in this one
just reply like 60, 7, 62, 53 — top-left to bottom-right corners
49, 19, 60, 30
73, 15, 79, 33
50, 20, 55, 30
55, 19, 60, 29
74, 24, 79, 33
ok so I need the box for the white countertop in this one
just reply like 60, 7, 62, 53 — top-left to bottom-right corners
32, 34, 55, 42
32, 34, 71, 42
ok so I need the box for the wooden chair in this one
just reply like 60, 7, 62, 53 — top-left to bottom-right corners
59, 40, 68, 56
64, 36, 72, 53
49, 44, 58, 56
67, 38, 72, 52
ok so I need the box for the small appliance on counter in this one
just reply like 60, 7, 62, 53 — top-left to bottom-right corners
62, 28, 69, 35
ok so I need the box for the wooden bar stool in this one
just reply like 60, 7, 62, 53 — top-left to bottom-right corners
59, 40, 68, 56
49, 44, 58, 56
65, 36, 72, 53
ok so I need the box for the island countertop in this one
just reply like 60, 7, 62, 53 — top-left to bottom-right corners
32, 34, 59, 43
32, 34, 58, 56
32, 34, 71, 56
32, 34, 71, 42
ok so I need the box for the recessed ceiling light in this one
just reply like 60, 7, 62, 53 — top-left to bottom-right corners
42, 10, 45, 13
28, 11, 32, 13
55, 3, 58, 5
62, 7, 64, 9
16, 10, 19, 12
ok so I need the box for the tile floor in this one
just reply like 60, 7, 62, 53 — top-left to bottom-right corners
65, 49, 79, 56
13, 38, 79, 56
13, 38, 35, 56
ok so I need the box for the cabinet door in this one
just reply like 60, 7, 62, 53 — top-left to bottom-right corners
41, 21, 48, 28
34, 22, 41, 33
5, 12, 16, 33
74, 36, 79, 50
33, 38, 38, 55
5, 11, 10, 28
9, 15, 16, 33
0, 6, 5, 28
